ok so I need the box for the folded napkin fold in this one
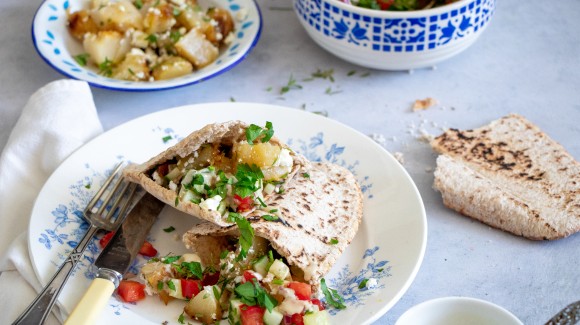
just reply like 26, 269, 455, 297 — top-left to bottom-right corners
0, 79, 103, 324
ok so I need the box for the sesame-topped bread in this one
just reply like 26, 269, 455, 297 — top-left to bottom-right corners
431, 114, 580, 240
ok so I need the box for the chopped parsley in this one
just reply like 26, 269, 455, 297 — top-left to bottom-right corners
134, 0, 143, 9
98, 58, 113, 77
347, 70, 356, 76
234, 164, 264, 198
146, 34, 158, 44
321, 278, 346, 309
178, 312, 185, 324
280, 74, 302, 95
74, 53, 89, 66
306, 68, 335, 82
358, 278, 369, 289
162, 135, 172, 143
246, 121, 274, 144
325, 86, 342, 95
163, 226, 176, 232
174, 261, 203, 280
228, 213, 254, 261
329, 238, 339, 245
302, 172, 310, 178
262, 214, 278, 221
234, 281, 278, 312
170, 30, 182, 43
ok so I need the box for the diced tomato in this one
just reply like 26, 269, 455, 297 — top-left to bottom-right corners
310, 298, 325, 311
234, 194, 254, 212
117, 280, 146, 302
243, 270, 258, 283
286, 282, 312, 300
283, 313, 304, 325
156, 163, 169, 177
138, 241, 158, 257
377, 0, 394, 10
99, 231, 115, 248
202, 271, 220, 286
240, 305, 265, 325
181, 279, 202, 299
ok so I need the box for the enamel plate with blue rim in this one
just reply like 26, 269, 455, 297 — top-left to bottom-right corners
32, 0, 262, 91
28, 103, 427, 324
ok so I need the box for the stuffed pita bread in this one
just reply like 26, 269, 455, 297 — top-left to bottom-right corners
124, 121, 307, 226
182, 161, 364, 286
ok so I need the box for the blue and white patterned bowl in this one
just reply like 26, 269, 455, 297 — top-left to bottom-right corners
32, 0, 262, 91
293, 0, 495, 70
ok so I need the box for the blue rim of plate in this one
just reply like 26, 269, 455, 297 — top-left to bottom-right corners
30, 0, 263, 92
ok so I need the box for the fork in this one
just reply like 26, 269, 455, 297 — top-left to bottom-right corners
12, 162, 138, 325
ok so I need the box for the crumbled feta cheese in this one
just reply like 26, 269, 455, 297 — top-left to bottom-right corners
366, 278, 378, 289
273, 148, 293, 167
200, 195, 222, 211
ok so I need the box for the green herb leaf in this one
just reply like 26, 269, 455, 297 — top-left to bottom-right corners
98, 58, 113, 77
329, 238, 339, 245
134, 0, 143, 9
311, 68, 335, 82
180, 261, 204, 280
321, 278, 346, 309
146, 34, 158, 44
347, 70, 356, 76
302, 172, 310, 178
236, 217, 254, 261
157, 280, 164, 290
358, 278, 369, 289
220, 249, 229, 259
234, 163, 264, 198
163, 226, 176, 233
162, 135, 172, 143
262, 215, 278, 221
246, 121, 274, 144
213, 286, 221, 300
162, 255, 181, 264
167, 280, 176, 291
272, 279, 284, 285
74, 53, 90, 66
178, 312, 185, 324
280, 74, 302, 95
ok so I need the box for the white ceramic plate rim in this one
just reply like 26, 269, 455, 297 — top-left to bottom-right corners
28, 103, 427, 324
31, 0, 262, 91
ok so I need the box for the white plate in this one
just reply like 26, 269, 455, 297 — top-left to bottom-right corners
32, 0, 262, 91
28, 103, 427, 324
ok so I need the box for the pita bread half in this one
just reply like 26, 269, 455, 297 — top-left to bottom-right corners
182, 162, 364, 285
431, 114, 580, 240
124, 120, 308, 226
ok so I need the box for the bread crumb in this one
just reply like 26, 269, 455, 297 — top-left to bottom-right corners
393, 152, 405, 165
368, 133, 386, 147
412, 97, 438, 111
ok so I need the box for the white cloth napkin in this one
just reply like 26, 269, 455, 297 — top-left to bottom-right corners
0, 79, 103, 324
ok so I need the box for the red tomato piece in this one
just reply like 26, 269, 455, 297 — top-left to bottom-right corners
202, 271, 220, 286
156, 163, 169, 177
138, 241, 158, 257
283, 314, 304, 325
181, 279, 202, 299
117, 280, 146, 302
377, 0, 394, 10
243, 270, 258, 283
286, 282, 312, 300
234, 194, 254, 212
99, 231, 115, 248
310, 298, 325, 311
240, 305, 265, 325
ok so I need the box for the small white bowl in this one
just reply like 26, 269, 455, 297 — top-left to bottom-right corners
293, 0, 495, 70
32, 0, 262, 91
395, 297, 523, 325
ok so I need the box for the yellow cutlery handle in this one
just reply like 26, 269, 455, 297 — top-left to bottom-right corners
64, 278, 115, 325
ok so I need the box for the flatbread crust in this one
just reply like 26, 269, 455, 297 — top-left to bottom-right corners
431, 114, 580, 240
183, 162, 364, 285
124, 120, 307, 226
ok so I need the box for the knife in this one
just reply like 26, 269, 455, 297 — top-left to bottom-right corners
64, 192, 165, 325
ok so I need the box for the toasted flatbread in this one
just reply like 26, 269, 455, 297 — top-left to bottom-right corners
431, 114, 580, 240
183, 162, 364, 285
124, 120, 307, 226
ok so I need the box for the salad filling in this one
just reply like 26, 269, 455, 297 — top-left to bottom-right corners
139, 232, 336, 324
147, 122, 296, 221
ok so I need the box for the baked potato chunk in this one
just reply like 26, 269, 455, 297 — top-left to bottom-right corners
175, 29, 218, 68
152, 56, 193, 80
